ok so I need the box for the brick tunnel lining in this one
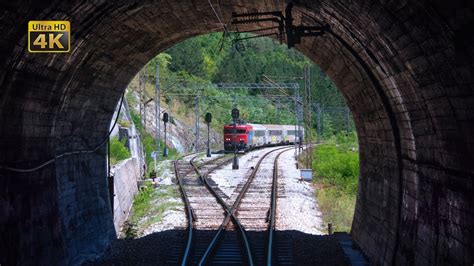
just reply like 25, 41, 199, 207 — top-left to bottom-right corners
0, 1, 473, 265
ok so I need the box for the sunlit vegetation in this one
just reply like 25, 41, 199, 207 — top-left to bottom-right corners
310, 132, 359, 232
123, 182, 181, 238
133, 33, 349, 136
129, 110, 179, 177
126, 33, 359, 234
109, 136, 131, 165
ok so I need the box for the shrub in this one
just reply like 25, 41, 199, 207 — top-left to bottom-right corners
130, 112, 142, 131
110, 136, 131, 164
118, 120, 131, 128
311, 134, 359, 232
313, 145, 359, 193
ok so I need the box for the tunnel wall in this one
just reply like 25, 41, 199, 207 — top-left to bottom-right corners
112, 157, 140, 234
0, 0, 473, 265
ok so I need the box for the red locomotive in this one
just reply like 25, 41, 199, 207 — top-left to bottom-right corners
224, 121, 303, 152
223, 123, 253, 151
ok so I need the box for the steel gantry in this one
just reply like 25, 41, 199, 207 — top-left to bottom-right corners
165, 82, 304, 153
140, 73, 352, 157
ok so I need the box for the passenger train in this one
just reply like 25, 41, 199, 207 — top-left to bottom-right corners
223, 122, 304, 152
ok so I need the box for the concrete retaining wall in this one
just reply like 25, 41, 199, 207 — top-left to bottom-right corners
111, 157, 140, 234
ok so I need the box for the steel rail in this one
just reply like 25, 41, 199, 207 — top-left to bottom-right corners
189, 156, 254, 266
173, 151, 214, 266
175, 153, 233, 266
198, 146, 290, 265
266, 148, 293, 265
173, 156, 197, 266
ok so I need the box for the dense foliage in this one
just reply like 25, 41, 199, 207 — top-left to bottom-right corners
138, 33, 350, 137
311, 132, 359, 232
109, 137, 131, 165
131, 33, 360, 232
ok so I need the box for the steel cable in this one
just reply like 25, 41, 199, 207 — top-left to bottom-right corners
0, 92, 125, 173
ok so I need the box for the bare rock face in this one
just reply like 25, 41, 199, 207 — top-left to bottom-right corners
130, 91, 222, 153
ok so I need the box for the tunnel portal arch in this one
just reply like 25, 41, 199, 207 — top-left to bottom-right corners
0, 1, 473, 265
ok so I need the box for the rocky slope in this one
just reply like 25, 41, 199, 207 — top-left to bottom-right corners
128, 90, 222, 154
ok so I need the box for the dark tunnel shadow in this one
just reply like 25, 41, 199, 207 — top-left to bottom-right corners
85, 229, 355, 266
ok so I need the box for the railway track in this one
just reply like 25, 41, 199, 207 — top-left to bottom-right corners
172, 147, 295, 265
171, 154, 235, 265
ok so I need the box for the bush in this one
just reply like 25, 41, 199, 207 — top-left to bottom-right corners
118, 120, 131, 128
313, 144, 359, 194
335, 131, 358, 148
110, 136, 131, 164
130, 111, 142, 131
311, 134, 359, 232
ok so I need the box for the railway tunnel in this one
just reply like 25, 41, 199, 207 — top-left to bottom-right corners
0, 0, 473, 265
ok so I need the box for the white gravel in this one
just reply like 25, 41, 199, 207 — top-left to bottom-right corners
209, 146, 324, 234
193, 152, 223, 164
276, 149, 323, 234
151, 159, 175, 185
209, 147, 284, 198
138, 153, 224, 236
138, 147, 323, 237
141, 203, 186, 236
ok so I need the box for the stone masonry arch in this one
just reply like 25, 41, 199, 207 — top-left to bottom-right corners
0, 1, 472, 265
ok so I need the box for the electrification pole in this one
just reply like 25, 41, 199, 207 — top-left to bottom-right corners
346, 107, 350, 132
142, 72, 147, 132
316, 103, 322, 143
304, 64, 312, 169
195, 95, 200, 152
294, 85, 298, 159
139, 70, 144, 130
155, 64, 160, 166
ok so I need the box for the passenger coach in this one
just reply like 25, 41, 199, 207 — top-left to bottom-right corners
224, 122, 303, 151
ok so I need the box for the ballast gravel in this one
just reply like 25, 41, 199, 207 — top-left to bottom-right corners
275, 148, 324, 234
88, 147, 350, 265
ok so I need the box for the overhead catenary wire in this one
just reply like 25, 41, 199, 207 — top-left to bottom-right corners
0, 93, 126, 173
207, 0, 229, 34
1, 7, 296, 174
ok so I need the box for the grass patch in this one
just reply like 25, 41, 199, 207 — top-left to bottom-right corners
309, 131, 359, 232
130, 181, 155, 222
123, 183, 181, 238
315, 183, 357, 232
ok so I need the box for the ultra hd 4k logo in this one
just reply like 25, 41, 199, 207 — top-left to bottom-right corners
28, 21, 70, 53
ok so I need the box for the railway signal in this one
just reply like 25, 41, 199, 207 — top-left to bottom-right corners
163, 112, 169, 157
231, 108, 239, 120
231, 108, 239, 169
205, 113, 212, 157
